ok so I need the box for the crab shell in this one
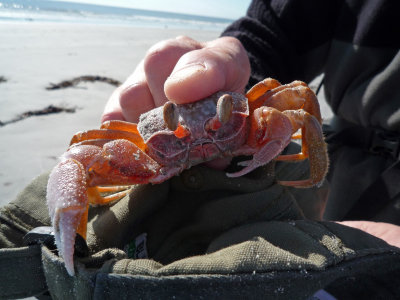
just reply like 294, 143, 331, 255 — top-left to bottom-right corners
137, 91, 249, 169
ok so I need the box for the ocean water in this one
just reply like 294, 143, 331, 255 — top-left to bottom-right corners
0, 0, 234, 31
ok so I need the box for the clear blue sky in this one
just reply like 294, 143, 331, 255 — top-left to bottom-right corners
54, 0, 252, 19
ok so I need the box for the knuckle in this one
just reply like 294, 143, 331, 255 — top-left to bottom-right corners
144, 37, 201, 73
119, 83, 154, 123
144, 39, 180, 69
175, 35, 197, 44
119, 84, 144, 109
119, 86, 133, 110
175, 35, 190, 40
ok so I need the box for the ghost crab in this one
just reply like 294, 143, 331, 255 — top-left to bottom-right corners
47, 78, 328, 275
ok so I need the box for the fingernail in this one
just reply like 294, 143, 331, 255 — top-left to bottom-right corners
168, 63, 206, 81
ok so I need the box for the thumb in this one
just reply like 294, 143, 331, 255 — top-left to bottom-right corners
164, 36, 250, 104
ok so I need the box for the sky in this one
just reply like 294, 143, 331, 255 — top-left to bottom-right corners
53, 0, 252, 19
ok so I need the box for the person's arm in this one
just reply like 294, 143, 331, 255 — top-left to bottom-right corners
222, 0, 340, 86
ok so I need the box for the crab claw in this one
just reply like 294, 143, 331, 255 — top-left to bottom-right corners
47, 138, 160, 276
47, 158, 88, 276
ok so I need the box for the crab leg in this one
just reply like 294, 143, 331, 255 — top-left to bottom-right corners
70, 128, 146, 150
262, 81, 322, 124
246, 78, 281, 101
227, 107, 293, 177
100, 120, 140, 133
70, 121, 146, 154
246, 79, 322, 132
246, 78, 281, 111
96, 185, 131, 193
277, 110, 328, 188
88, 186, 131, 204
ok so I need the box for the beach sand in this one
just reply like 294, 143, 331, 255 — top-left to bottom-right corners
0, 21, 332, 206
0, 22, 220, 205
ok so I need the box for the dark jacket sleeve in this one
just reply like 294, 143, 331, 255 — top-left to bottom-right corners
221, 0, 340, 86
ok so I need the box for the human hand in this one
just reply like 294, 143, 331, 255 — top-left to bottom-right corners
101, 35, 250, 123
338, 221, 400, 248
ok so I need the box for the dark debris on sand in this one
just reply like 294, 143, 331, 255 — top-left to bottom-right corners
0, 105, 76, 127
46, 75, 121, 90
0, 75, 119, 126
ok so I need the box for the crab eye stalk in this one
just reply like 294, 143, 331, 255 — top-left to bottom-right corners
163, 101, 179, 131
217, 94, 233, 125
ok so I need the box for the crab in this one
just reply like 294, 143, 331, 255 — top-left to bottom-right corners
46, 78, 328, 275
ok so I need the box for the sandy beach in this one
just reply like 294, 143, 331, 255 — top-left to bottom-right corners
0, 21, 332, 207
0, 21, 220, 205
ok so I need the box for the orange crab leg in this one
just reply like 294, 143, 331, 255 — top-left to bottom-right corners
246, 79, 322, 128
246, 78, 281, 112
263, 81, 322, 124
96, 185, 131, 193
291, 132, 302, 139
70, 129, 146, 150
277, 110, 328, 188
88, 186, 130, 205
77, 187, 130, 240
100, 120, 140, 134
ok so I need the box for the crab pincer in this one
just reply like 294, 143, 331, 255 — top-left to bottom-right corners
47, 131, 160, 275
